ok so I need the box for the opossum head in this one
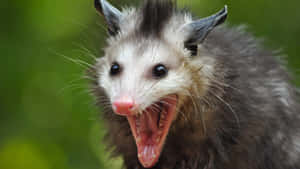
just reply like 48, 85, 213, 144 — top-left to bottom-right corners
93, 0, 227, 168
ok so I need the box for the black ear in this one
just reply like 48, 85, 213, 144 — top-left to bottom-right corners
183, 6, 227, 54
95, 0, 123, 36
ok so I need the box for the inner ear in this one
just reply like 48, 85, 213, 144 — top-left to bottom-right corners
185, 44, 198, 56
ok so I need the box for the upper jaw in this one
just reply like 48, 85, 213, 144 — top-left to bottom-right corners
126, 94, 178, 168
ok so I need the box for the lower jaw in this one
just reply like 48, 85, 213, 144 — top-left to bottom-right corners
137, 142, 161, 168
127, 115, 165, 168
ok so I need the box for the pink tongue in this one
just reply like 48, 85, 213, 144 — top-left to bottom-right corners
139, 145, 157, 167
137, 109, 160, 167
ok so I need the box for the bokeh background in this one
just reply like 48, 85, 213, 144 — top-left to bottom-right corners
0, 0, 299, 169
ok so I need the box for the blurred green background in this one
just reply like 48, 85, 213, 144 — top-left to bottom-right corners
0, 0, 299, 169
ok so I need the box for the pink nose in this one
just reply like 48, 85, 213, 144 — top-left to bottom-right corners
112, 96, 135, 116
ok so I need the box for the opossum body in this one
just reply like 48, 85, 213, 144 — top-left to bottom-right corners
90, 0, 300, 169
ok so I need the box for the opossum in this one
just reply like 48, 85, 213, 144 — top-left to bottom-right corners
89, 0, 300, 169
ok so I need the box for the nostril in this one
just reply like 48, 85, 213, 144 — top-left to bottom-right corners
113, 102, 134, 116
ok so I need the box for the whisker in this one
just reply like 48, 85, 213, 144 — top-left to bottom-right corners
207, 90, 241, 128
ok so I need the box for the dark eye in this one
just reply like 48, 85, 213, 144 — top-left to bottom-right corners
110, 62, 121, 76
152, 64, 168, 79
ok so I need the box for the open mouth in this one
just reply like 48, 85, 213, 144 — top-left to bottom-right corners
126, 94, 178, 168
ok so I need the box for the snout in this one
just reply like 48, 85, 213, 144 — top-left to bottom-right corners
112, 95, 136, 116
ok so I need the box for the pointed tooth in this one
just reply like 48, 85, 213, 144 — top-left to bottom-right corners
136, 136, 141, 143
138, 153, 142, 158
161, 113, 165, 119
159, 121, 164, 128
156, 137, 160, 143
152, 150, 156, 158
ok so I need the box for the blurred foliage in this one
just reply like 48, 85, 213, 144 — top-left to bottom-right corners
0, 0, 299, 169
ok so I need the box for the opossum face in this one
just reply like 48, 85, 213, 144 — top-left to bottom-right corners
94, 0, 227, 168
98, 38, 191, 167
100, 39, 189, 110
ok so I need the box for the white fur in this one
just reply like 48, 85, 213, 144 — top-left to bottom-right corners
270, 79, 290, 107
98, 6, 214, 113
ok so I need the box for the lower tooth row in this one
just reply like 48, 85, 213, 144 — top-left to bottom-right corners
136, 118, 140, 126
159, 111, 167, 128
136, 118, 141, 134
